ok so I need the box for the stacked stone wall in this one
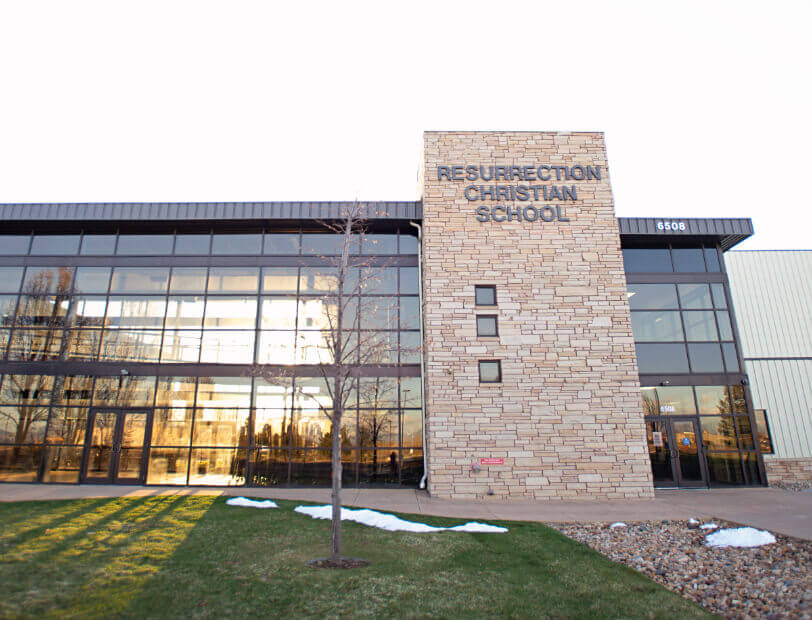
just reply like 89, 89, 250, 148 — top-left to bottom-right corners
421, 131, 654, 500
765, 458, 812, 487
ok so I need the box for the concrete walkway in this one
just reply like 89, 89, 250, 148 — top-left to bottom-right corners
2, 484, 810, 541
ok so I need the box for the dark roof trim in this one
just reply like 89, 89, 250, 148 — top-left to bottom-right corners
617, 217, 753, 251
0, 201, 423, 222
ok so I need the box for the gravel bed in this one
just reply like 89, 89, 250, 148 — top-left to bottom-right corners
771, 481, 812, 492
551, 520, 811, 619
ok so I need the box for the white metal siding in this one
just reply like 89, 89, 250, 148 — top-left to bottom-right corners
726, 250, 812, 459
745, 360, 812, 459
725, 251, 812, 358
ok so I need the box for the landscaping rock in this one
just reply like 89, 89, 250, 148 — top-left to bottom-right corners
551, 520, 811, 619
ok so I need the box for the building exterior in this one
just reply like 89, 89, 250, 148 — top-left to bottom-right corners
0, 131, 775, 499
726, 250, 812, 486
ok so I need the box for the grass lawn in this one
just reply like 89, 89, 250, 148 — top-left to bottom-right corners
0, 496, 712, 619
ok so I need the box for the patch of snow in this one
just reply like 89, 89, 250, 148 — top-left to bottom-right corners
609, 522, 627, 528
226, 497, 278, 509
688, 518, 700, 525
700, 523, 719, 530
293, 505, 508, 533
705, 527, 776, 548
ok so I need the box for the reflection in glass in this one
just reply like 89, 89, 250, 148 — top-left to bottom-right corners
300, 268, 338, 294
360, 449, 399, 484
110, 268, 169, 294
257, 331, 296, 364
54, 375, 93, 405
754, 410, 773, 453
302, 234, 343, 255
678, 283, 712, 309
156, 376, 197, 408
164, 297, 204, 329
0, 445, 42, 482
207, 267, 259, 293
203, 297, 257, 329
700, 416, 738, 450
147, 448, 190, 485
400, 448, 424, 485
261, 297, 298, 329
169, 268, 208, 293
254, 377, 294, 409
93, 376, 156, 406
626, 284, 678, 310
631, 311, 683, 342
360, 331, 397, 364
401, 409, 422, 447
8, 329, 64, 361
654, 386, 696, 415
641, 387, 658, 415
735, 416, 754, 449
296, 331, 333, 364
400, 332, 421, 363
359, 377, 399, 409
23, 267, 74, 295
191, 408, 249, 447
401, 377, 421, 408
400, 297, 420, 330
196, 376, 252, 408
15, 296, 70, 327
400, 235, 418, 254
254, 409, 290, 447
695, 386, 730, 414
211, 234, 262, 255
359, 408, 397, 447
251, 449, 288, 486
361, 297, 397, 329
74, 268, 111, 294
646, 420, 673, 483
706, 452, 743, 484
362, 234, 397, 255
80, 235, 116, 255
0, 295, 17, 326
361, 267, 397, 294
161, 331, 202, 363
0, 404, 48, 443
0, 374, 54, 404
42, 445, 83, 482
683, 311, 718, 341
729, 385, 747, 412
687, 343, 724, 373
106, 297, 166, 329
99, 330, 162, 362
188, 448, 246, 485
262, 268, 299, 295
46, 407, 88, 445
199, 330, 255, 363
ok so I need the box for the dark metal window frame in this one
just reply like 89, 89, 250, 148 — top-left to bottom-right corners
474, 285, 497, 307
478, 359, 502, 384
476, 314, 499, 337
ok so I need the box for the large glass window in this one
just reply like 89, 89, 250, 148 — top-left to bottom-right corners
687, 343, 724, 373
672, 248, 706, 272
30, 235, 80, 255
207, 268, 259, 294
631, 311, 683, 342
0, 235, 32, 255
212, 234, 262, 255
110, 268, 169, 294
264, 233, 300, 255
627, 284, 678, 310
80, 235, 116, 255
0, 268, 24, 293
683, 311, 718, 341
678, 284, 712, 309
117, 235, 173, 255
174, 234, 210, 255
622, 248, 672, 272
635, 343, 689, 374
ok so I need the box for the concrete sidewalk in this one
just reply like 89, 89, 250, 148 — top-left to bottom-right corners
2, 484, 810, 541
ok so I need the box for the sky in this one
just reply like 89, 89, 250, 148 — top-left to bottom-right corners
0, 1, 810, 250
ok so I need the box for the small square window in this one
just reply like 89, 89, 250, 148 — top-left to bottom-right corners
478, 360, 501, 383
476, 315, 498, 337
475, 285, 496, 306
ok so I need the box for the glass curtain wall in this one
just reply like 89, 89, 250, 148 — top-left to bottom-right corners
624, 242, 763, 486
0, 228, 423, 487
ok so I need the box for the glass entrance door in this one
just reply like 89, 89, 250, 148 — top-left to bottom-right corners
82, 410, 151, 484
645, 417, 708, 488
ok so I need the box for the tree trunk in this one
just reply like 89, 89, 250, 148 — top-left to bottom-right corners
330, 410, 342, 563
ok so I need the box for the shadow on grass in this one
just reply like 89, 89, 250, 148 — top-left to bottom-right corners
119, 498, 713, 619
0, 495, 216, 618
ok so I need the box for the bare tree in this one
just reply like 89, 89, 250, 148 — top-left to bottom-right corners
253, 202, 399, 564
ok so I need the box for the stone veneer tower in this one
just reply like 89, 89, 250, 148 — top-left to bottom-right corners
421, 131, 654, 500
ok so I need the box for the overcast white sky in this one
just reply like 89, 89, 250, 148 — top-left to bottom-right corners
1, 1, 810, 249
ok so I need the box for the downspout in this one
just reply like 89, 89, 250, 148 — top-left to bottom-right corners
409, 221, 428, 490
